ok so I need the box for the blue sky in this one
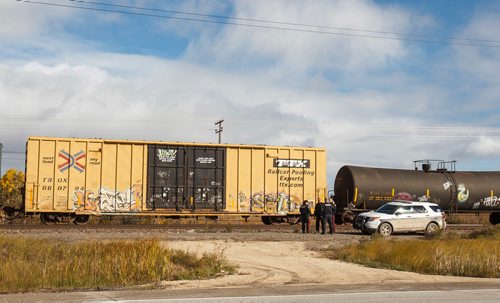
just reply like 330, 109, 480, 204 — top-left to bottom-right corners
1, 0, 500, 184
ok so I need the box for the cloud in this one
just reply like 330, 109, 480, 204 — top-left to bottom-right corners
0, 56, 319, 146
155, 0, 230, 37
184, 0, 434, 75
0, 1, 76, 39
466, 137, 500, 157
1, 0, 500, 178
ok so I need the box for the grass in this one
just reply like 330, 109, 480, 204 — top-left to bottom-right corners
323, 226, 500, 278
0, 237, 237, 293
445, 213, 490, 225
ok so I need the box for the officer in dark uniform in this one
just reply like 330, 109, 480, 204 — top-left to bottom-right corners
314, 198, 324, 233
330, 197, 337, 233
299, 200, 311, 233
322, 198, 334, 234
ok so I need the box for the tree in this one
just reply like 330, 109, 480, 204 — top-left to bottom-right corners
0, 169, 25, 208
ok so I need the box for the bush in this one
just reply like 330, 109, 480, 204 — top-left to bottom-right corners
0, 169, 25, 208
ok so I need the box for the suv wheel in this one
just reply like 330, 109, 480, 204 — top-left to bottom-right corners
425, 222, 439, 235
378, 222, 393, 237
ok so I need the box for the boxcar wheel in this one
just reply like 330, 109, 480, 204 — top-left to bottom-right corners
261, 216, 273, 225
489, 212, 500, 225
40, 213, 59, 225
378, 222, 393, 237
73, 215, 90, 225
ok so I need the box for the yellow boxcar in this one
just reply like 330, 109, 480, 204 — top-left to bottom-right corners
24, 137, 326, 224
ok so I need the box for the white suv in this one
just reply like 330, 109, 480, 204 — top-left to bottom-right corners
353, 201, 446, 236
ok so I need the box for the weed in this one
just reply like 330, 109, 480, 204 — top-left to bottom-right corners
0, 237, 236, 293
324, 226, 500, 278
466, 226, 500, 240
445, 214, 489, 225
424, 228, 445, 240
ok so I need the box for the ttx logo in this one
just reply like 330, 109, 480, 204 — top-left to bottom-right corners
273, 159, 310, 168
58, 150, 86, 173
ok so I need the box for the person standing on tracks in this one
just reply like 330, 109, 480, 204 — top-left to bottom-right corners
314, 198, 324, 233
330, 197, 337, 233
299, 200, 311, 233
322, 198, 334, 234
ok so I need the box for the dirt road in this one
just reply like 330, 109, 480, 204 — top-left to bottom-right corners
164, 239, 500, 289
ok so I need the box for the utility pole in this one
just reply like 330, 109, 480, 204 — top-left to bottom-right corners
214, 119, 224, 144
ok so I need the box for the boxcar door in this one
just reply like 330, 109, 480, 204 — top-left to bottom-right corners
186, 146, 225, 211
147, 145, 186, 210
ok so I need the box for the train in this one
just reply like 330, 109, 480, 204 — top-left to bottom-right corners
21, 136, 327, 224
2, 136, 499, 226
334, 163, 500, 225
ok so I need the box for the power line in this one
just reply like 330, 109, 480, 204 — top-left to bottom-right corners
16, 0, 500, 48
1, 115, 500, 142
67, 0, 500, 45
3, 114, 500, 133
2, 157, 26, 161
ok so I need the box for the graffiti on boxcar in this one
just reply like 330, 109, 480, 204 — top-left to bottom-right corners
250, 192, 264, 211
482, 196, 500, 208
237, 191, 300, 213
248, 192, 300, 214
157, 170, 170, 178
73, 182, 142, 212
73, 189, 99, 211
100, 184, 142, 212
193, 187, 223, 207
443, 181, 470, 204
457, 183, 470, 203
157, 149, 177, 163
418, 195, 430, 202
238, 192, 248, 211
477, 196, 500, 208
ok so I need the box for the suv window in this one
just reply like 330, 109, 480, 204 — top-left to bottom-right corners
429, 205, 442, 213
413, 206, 428, 213
376, 204, 400, 214
397, 206, 412, 214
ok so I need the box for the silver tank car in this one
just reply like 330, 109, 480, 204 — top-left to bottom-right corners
334, 165, 500, 225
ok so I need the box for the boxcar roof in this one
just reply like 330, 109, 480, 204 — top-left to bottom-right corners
27, 136, 326, 151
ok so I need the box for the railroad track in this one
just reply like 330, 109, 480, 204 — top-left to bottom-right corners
0, 223, 489, 231
0, 223, 290, 230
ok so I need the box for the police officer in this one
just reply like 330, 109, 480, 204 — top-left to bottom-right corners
299, 200, 311, 233
330, 197, 337, 233
322, 198, 334, 234
314, 198, 324, 233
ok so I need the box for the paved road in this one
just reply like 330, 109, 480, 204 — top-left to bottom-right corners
1, 283, 499, 303
108, 289, 500, 303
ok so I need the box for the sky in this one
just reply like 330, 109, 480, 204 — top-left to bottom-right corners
1, 0, 500, 185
